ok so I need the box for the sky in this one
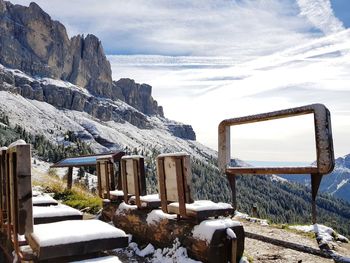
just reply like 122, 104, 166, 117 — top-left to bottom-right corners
12, 0, 350, 163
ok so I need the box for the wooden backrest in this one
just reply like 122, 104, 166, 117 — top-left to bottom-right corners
4, 143, 33, 255
97, 158, 112, 199
120, 156, 146, 208
0, 148, 6, 228
156, 153, 192, 216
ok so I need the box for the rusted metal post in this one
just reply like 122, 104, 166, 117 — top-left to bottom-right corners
226, 174, 236, 211
311, 174, 323, 224
67, 167, 73, 190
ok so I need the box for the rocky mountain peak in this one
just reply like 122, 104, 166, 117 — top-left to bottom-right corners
0, 0, 168, 118
0, 0, 196, 140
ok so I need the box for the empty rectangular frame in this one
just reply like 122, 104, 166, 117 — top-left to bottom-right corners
218, 104, 334, 175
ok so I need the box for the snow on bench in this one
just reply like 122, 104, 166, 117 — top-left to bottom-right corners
28, 220, 128, 260
71, 255, 123, 263
167, 200, 234, 219
33, 204, 83, 224
129, 194, 161, 208
32, 194, 58, 206
192, 218, 242, 244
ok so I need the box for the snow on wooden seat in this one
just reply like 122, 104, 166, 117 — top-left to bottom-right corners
156, 153, 235, 220
27, 220, 128, 260
120, 155, 147, 208
168, 200, 234, 220
33, 204, 83, 224
71, 255, 123, 262
109, 190, 126, 202
129, 194, 161, 208
109, 190, 124, 197
32, 194, 58, 206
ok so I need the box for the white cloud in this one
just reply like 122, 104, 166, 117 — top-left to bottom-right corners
12, 0, 317, 58
297, 0, 345, 34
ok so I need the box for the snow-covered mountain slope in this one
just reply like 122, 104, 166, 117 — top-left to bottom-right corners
0, 89, 216, 161
321, 154, 350, 202
281, 154, 350, 203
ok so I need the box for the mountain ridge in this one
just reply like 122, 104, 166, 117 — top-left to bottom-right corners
0, 0, 349, 238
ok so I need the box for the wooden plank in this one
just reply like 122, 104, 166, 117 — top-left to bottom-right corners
35, 237, 128, 261
11, 151, 20, 254
116, 160, 123, 190
34, 215, 83, 225
0, 150, 5, 227
109, 162, 115, 191
99, 162, 109, 198
231, 237, 237, 263
163, 157, 178, 201
126, 159, 135, 195
121, 160, 128, 203
96, 162, 102, 198
15, 145, 33, 236
133, 160, 141, 208
167, 206, 234, 221
157, 158, 168, 213
138, 159, 146, 196
175, 158, 186, 217
104, 161, 110, 199
5, 153, 11, 238
226, 166, 319, 175
67, 167, 73, 190
182, 155, 193, 203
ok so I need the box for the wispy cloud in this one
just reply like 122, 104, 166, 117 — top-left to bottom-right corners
12, 0, 317, 58
297, 0, 345, 34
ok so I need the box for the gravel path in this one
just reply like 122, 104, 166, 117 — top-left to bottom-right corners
242, 220, 349, 263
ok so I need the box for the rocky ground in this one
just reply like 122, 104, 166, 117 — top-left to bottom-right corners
241, 220, 350, 263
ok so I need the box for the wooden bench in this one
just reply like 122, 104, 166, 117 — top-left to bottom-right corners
156, 153, 234, 220
121, 155, 160, 209
1, 142, 128, 262
33, 204, 83, 224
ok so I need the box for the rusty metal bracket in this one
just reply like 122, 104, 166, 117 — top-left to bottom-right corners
218, 104, 335, 223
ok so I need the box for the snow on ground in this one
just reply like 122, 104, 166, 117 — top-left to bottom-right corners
290, 224, 349, 243
32, 220, 126, 247
116, 239, 201, 263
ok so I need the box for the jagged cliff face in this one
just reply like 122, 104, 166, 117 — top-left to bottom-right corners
0, 0, 164, 118
0, 0, 195, 140
0, 1, 111, 94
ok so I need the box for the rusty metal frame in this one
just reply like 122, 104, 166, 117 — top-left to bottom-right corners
218, 104, 335, 223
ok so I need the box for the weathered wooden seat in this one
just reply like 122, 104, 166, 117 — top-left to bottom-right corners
32, 194, 59, 206
156, 153, 234, 220
33, 204, 83, 224
27, 220, 128, 261
121, 155, 160, 209
1, 142, 128, 262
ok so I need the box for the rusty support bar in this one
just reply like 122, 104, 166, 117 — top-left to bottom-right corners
226, 173, 236, 211
311, 174, 323, 224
